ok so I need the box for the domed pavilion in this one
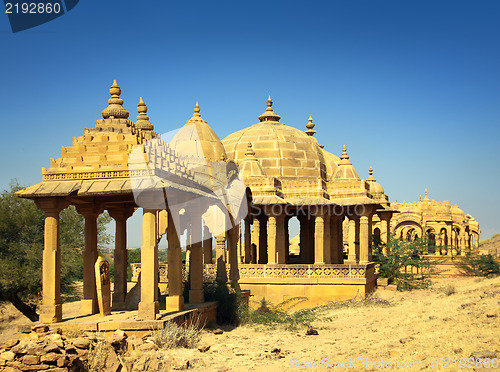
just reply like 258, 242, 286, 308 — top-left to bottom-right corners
384, 190, 480, 255
17, 82, 400, 324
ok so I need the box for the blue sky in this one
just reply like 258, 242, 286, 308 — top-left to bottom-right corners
1, 0, 499, 246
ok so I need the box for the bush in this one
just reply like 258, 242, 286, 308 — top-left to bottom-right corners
151, 317, 203, 349
457, 254, 500, 277
240, 298, 316, 330
441, 284, 456, 296
373, 236, 432, 291
203, 277, 243, 325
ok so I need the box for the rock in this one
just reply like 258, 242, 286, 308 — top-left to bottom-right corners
20, 363, 52, 370
271, 348, 281, 353
306, 328, 318, 335
213, 329, 224, 335
132, 351, 169, 371
399, 336, 414, 344
1, 339, 20, 350
33, 325, 49, 333
22, 354, 40, 365
109, 330, 127, 349
56, 356, 67, 367
45, 368, 69, 372
18, 325, 32, 334
43, 342, 60, 353
86, 341, 122, 372
11, 343, 26, 355
138, 342, 158, 351
198, 345, 211, 352
47, 334, 64, 349
470, 350, 496, 360
25, 343, 44, 355
72, 338, 90, 349
0, 351, 16, 362
127, 337, 144, 352
486, 313, 497, 318
4, 367, 23, 372
453, 348, 463, 354
41, 353, 60, 363
171, 357, 189, 370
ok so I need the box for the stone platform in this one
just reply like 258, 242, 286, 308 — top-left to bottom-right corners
40, 301, 217, 338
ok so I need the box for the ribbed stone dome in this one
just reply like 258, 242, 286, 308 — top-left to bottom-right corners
222, 97, 327, 181
170, 102, 227, 164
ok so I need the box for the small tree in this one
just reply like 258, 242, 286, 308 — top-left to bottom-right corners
373, 235, 431, 290
0, 181, 111, 321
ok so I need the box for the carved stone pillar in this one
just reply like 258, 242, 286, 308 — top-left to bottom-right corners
109, 206, 134, 308
244, 218, 251, 263
330, 215, 340, 264
203, 225, 212, 264
77, 205, 102, 315
346, 218, 357, 263
323, 215, 331, 264
251, 217, 260, 263
215, 233, 227, 283
367, 214, 373, 262
166, 210, 184, 312
258, 215, 268, 264
267, 215, 277, 264
36, 198, 67, 323
189, 216, 204, 304
359, 216, 369, 263
138, 209, 159, 319
314, 215, 325, 264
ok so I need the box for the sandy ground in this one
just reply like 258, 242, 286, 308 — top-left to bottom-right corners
1, 276, 499, 371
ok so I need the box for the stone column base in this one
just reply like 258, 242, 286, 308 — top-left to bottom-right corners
165, 295, 184, 312
138, 301, 160, 320
80, 299, 98, 315
39, 304, 62, 323
189, 289, 204, 304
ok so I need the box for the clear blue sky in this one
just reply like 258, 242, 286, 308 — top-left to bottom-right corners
1, 0, 499, 247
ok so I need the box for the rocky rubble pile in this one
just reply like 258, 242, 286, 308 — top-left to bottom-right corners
0, 325, 204, 371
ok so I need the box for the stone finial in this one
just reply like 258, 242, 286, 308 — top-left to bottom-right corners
419, 195, 422, 202
245, 141, 256, 158
102, 80, 130, 119
258, 95, 281, 122
367, 166, 376, 181
341, 145, 349, 160
305, 115, 316, 136
194, 101, 201, 117
135, 97, 154, 130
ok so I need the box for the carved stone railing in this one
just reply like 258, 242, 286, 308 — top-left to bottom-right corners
131, 262, 375, 282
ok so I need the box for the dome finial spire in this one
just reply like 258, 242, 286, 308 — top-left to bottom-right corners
305, 115, 316, 136
194, 101, 201, 117
341, 145, 349, 159
135, 97, 153, 130
102, 80, 129, 119
258, 95, 281, 122
245, 141, 256, 158
367, 166, 376, 181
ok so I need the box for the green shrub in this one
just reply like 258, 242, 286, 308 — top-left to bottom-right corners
373, 236, 432, 291
203, 277, 243, 325
457, 254, 500, 277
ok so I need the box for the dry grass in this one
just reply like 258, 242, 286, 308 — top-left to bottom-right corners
150, 317, 203, 349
